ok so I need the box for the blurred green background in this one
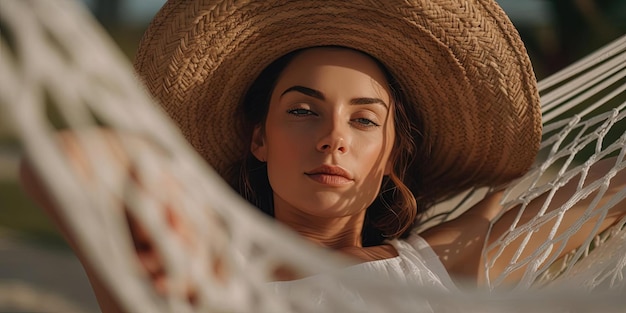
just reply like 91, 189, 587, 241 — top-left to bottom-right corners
0, 0, 624, 312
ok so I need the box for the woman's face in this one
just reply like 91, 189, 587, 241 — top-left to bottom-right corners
251, 47, 395, 218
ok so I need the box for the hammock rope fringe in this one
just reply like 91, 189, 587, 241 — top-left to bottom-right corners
1, 0, 625, 312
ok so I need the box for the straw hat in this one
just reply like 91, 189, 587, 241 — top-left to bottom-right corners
134, 0, 542, 202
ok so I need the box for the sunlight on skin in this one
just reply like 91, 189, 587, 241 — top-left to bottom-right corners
251, 48, 398, 261
484, 158, 626, 285
423, 158, 626, 286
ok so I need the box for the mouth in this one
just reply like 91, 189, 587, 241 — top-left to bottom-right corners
305, 165, 353, 186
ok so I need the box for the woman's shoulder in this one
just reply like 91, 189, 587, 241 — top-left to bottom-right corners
388, 231, 457, 289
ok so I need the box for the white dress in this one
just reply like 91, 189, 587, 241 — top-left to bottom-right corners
268, 232, 457, 312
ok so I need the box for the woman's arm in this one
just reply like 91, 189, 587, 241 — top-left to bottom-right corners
419, 190, 504, 285
484, 157, 626, 284
19, 132, 128, 313
19, 130, 193, 312
422, 157, 626, 286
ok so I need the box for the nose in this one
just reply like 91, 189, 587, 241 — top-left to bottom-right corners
316, 120, 348, 154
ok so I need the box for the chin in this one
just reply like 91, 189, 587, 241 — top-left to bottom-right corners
298, 199, 367, 218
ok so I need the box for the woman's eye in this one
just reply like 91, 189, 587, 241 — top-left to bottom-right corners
352, 118, 380, 127
287, 108, 315, 116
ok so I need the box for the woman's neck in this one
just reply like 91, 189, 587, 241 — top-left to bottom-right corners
273, 201, 365, 251
272, 195, 399, 262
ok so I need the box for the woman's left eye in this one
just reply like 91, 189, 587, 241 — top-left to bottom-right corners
287, 108, 316, 116
352, 118, 380, 127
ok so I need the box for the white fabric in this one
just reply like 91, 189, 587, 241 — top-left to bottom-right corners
268, 233, 456, 312
388, 233, 457, 290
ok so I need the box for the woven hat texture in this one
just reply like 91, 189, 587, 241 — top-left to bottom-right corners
134, 0, 542, 202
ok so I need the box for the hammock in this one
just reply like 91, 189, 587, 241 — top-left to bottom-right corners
1, 0, 625, 312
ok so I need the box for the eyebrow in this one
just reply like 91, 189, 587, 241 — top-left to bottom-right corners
281, 85, 324, 100
280, 85, 389, 108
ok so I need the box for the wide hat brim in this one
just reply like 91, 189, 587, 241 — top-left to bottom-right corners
134, 0, 542, 203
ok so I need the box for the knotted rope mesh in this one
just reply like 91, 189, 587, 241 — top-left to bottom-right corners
1, 0, 625, 312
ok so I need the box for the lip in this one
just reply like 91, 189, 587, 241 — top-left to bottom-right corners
305, 165, 354, 186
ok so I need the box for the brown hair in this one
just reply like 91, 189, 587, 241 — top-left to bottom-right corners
234, 47, 425, 246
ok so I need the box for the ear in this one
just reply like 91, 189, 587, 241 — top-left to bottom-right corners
250, 125, 267, 162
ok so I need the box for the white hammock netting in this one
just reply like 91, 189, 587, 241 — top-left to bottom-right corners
1, 0, 625, 312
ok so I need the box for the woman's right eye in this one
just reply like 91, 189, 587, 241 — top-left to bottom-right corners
287, 108, 316, 116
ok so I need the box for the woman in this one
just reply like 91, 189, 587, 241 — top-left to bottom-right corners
20, 0, 626, 311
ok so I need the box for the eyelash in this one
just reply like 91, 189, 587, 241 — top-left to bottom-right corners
353, 118, 380, 127
287, 108, 315, 116
286, 109, 380, 128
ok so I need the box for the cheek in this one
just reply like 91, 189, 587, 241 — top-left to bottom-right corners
359, 129, 394, 167
264, 111, 315, 155
357, 130, 395, 183
381, 124, 396, 167
263, 124, 309, 170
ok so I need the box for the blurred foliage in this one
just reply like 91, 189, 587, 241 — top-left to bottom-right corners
517, 0, 626, 79
0, 180, 67, 248
522, 0, 626, 163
